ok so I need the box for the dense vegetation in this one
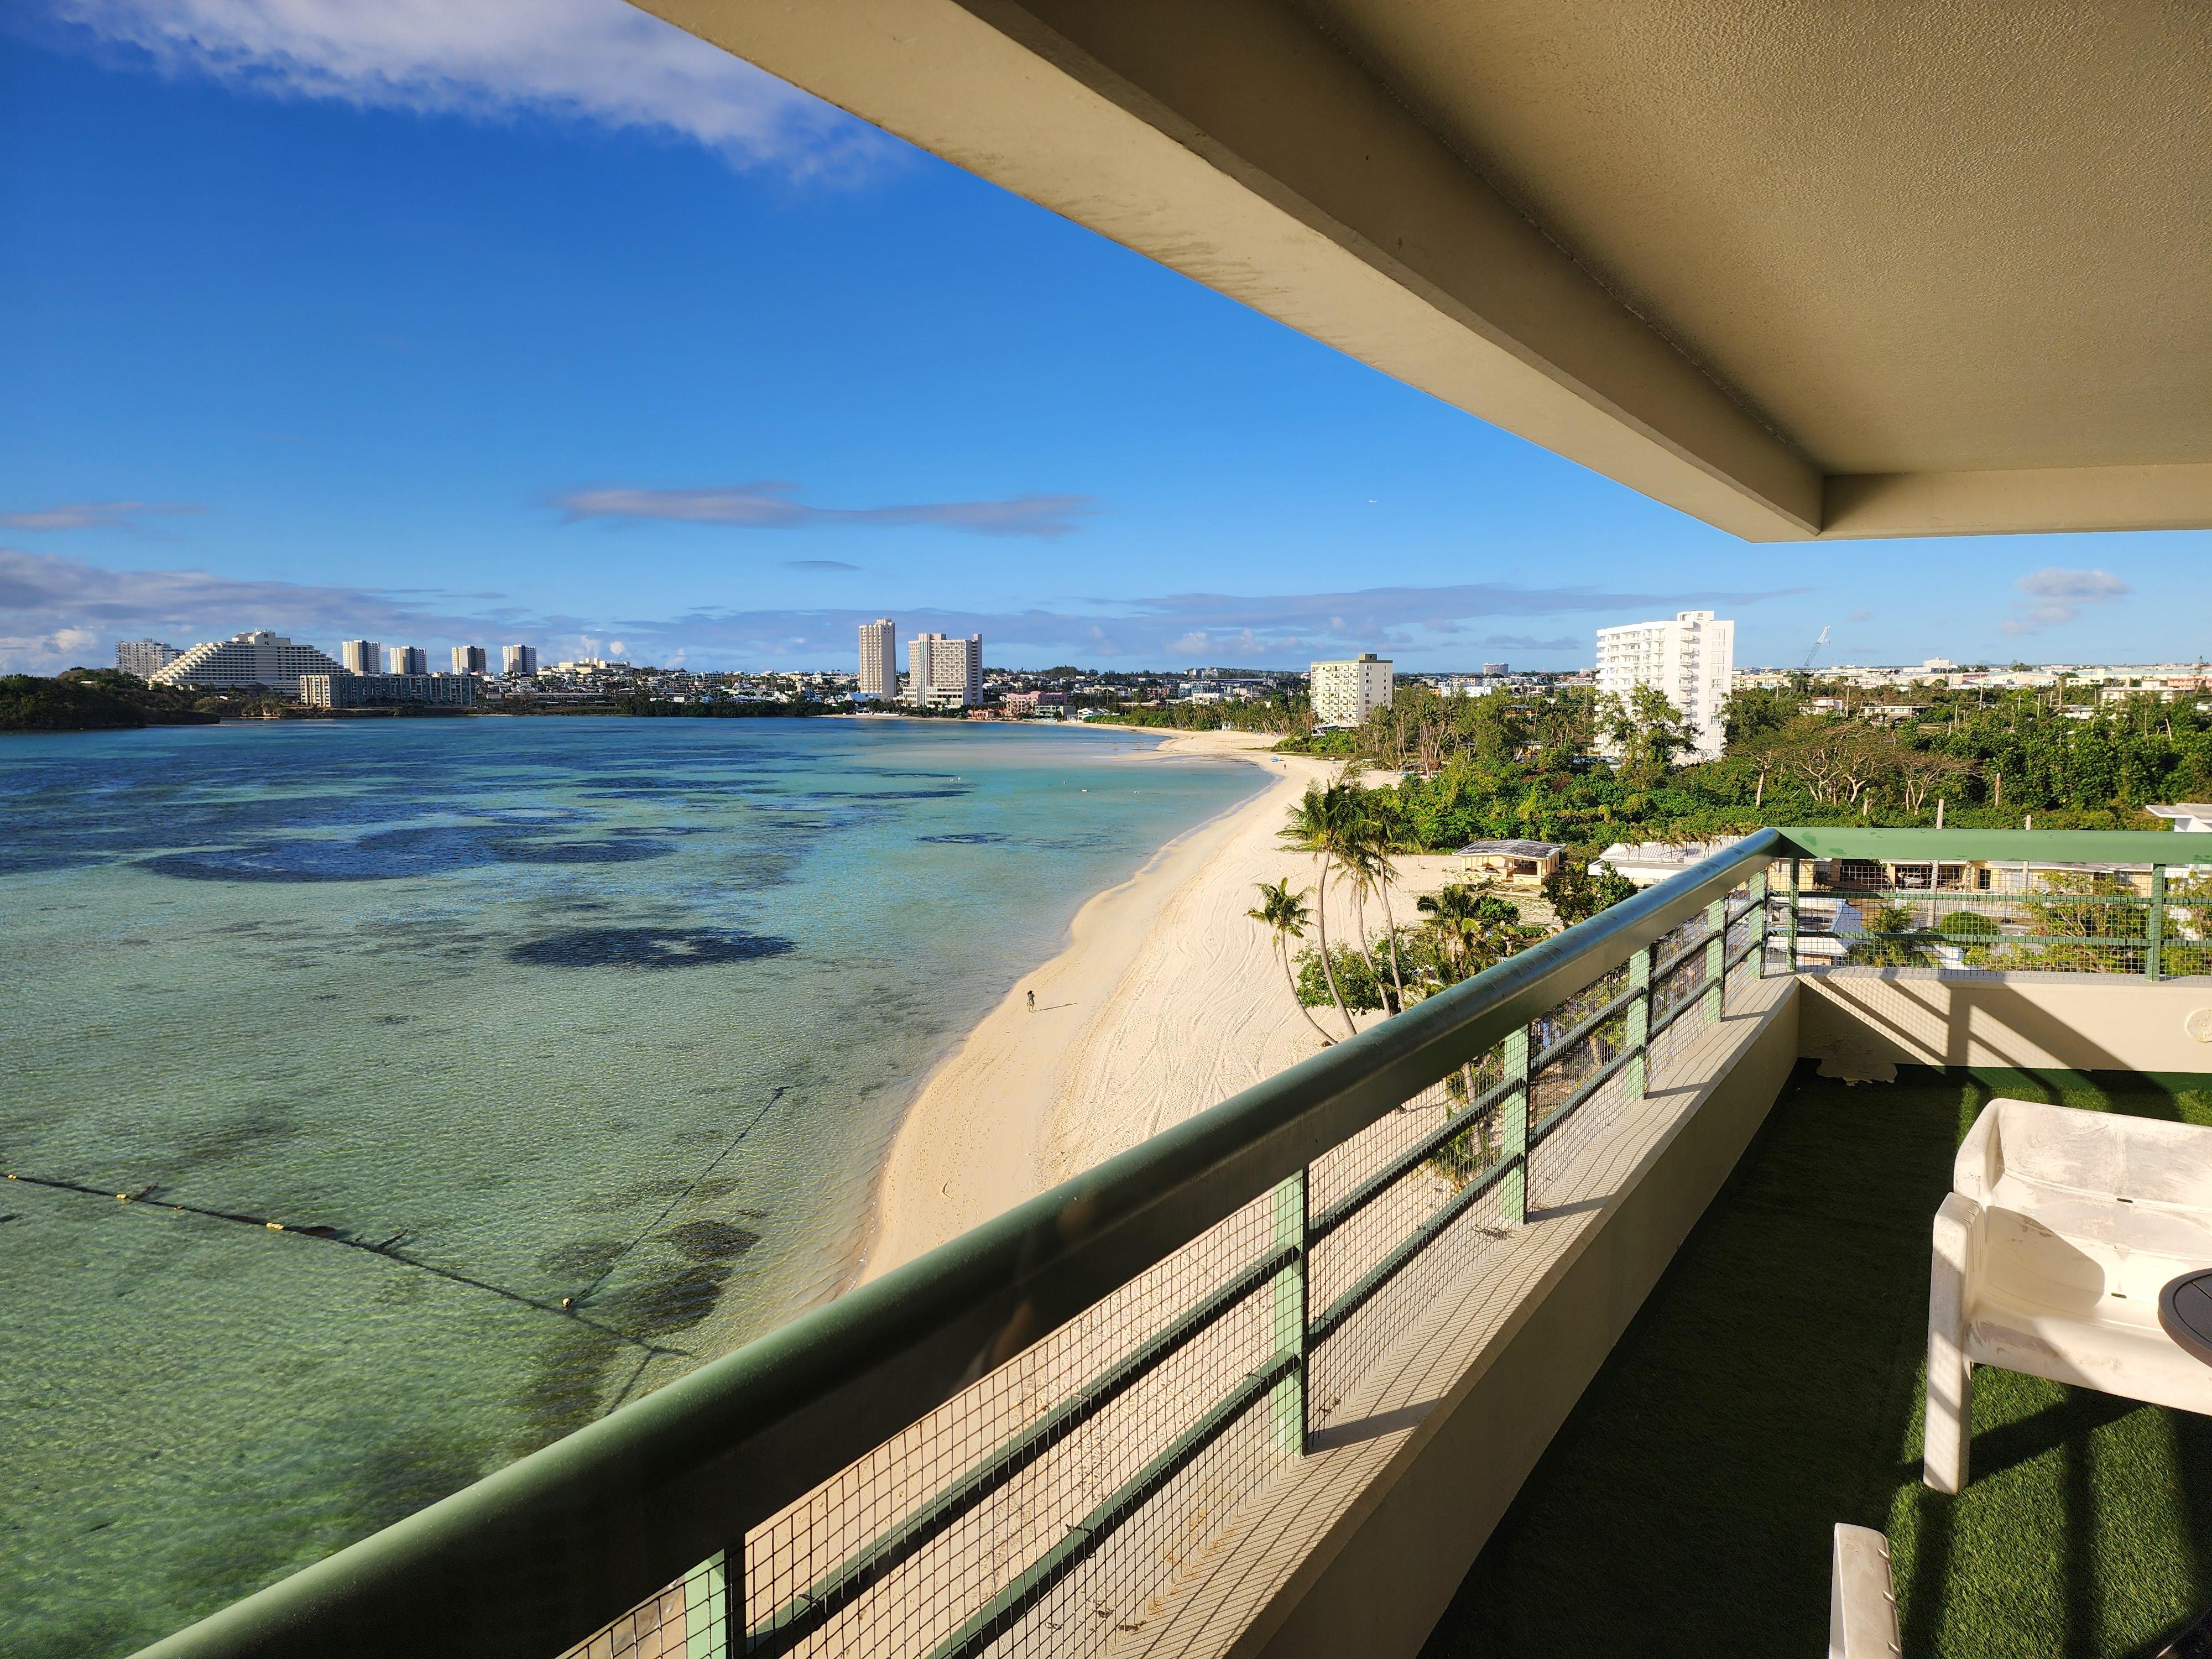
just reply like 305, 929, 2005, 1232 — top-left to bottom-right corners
1093, 693, 1308, 734
604, 693, 833, 718
0, 670, 220, 732
1327, 679, 2210, 855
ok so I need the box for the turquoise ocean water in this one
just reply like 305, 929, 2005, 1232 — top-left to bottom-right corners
0, 715, 1261, 1657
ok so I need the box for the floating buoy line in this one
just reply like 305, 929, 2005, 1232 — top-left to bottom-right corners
3, 1167, 680, 1358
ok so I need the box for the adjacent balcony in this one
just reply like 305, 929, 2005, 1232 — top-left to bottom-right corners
137, 829, 2212, 1659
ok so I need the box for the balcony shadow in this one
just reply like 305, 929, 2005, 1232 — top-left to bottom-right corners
1306, 1400, 1434, 1452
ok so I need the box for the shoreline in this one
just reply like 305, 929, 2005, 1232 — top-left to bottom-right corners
860, 729, 1337, 1280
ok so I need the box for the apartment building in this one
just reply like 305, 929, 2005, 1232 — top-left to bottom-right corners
909, 632, 982, 708
1308, 652, 1394, 726
300, 674, 478, 709
451, 645, 488, 674
858, 619, 898, 698
340, 640, 383, 675
116, 639, 181, 680
503, 644, 539, 677
387, 646, 427, 675
1594, 611, 1735, 758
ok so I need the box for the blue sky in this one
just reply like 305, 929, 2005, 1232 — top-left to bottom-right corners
3, 1, 2206, 675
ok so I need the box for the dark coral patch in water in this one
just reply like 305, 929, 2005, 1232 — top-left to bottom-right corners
916, 832, 1010, 844
139, 825, 672, 882
506, 927, 795, 969
662, 1219, 760, 1261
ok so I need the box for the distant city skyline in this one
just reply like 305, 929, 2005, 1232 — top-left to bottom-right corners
5, 7, 2208, 677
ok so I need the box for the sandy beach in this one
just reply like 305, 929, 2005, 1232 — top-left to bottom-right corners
862, 729, 1488, 1279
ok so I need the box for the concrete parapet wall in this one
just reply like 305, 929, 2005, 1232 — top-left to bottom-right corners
1799, 972, 2212, 1078
1239, 985, 1804, 1659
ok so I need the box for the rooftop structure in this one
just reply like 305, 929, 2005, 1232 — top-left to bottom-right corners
2148, 804, 2212, 835
1454, 838, 1567, 879
151, 631, 344, 691
1310, 651, 1394, 726
1594, 834, 1757, 887
1595, 611, 1734, 759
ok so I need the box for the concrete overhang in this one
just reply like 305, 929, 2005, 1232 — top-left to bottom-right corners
637, 1, 2211, 542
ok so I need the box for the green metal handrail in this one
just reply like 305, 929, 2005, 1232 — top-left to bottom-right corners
132, 826, 2185, 1659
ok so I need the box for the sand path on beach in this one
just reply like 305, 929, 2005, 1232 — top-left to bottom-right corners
862, 729, 1483, 1278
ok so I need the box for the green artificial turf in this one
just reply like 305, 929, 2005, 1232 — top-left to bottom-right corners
1420, 1065, 2212, 1659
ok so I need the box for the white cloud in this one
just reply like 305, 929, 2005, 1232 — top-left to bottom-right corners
555, 483, 1099, 539
0, 546, 571, 671
2001, 567, 2131, 635
44, 0, 888, 176
0, 500, 206, 531
0, 627, 101, 675
640, 580, 1802, 665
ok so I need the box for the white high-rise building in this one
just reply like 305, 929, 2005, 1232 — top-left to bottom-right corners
152, 632, 346, 691
858, 619, 898, 698
452, 645, 488, 674
117, 640, 181, 680
341, 640, 383, 675
1308, 653, 1394, 726
387, 645, 427, 675
503, 644, 539, 676
1594, 609, 1735, 759
909, 632, 982, 708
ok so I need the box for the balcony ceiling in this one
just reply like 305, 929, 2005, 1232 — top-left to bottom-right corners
643, 1, 2212, 541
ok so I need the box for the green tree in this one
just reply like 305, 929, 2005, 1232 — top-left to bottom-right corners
1295, 943, 1385, 1014
1603, 686, 1696, 789
1543, 859, 1640, 927
1721, 684, 1802, 747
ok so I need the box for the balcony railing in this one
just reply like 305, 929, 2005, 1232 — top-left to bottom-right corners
134, 828, 2202, 1659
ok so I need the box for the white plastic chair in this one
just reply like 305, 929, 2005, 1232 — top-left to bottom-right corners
1925, 1098, 2212, 1493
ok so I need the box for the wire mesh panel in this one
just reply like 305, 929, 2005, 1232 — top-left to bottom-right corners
565, 1556, 729, 1659
564, 861, 1792, 1659
738, 1191, 1286, 1659
1304, 1061, 1514, 1434
1780, 860, 2212, 977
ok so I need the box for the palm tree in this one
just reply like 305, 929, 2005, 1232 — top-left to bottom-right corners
1417, 883, 1485, 979
1246, 879, 1337, 1045
1349, 801, 1408, 1011
1279, 781, 1361, 1037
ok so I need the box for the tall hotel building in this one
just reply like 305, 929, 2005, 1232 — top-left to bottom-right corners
858, 619, 898, 698
1594, 609, 1735, 759
387, 645, 428, 675
1308, 653, 1394, 726
452, 645, 488, 674
152, 632, 347, 691
341, 640, 383, 674
909, 632, 982, 709
117, 639, 181, 679
503, 644, 539, 676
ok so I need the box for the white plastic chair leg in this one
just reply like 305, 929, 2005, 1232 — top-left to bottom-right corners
1923, 1192, 1979, 1494
1829, 1524, 1901, 1657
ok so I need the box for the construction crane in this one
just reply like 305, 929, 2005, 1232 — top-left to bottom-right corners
1801, 625, 1831, 674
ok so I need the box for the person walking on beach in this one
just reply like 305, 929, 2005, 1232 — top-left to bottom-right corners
1027, 990, 1035, 1010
